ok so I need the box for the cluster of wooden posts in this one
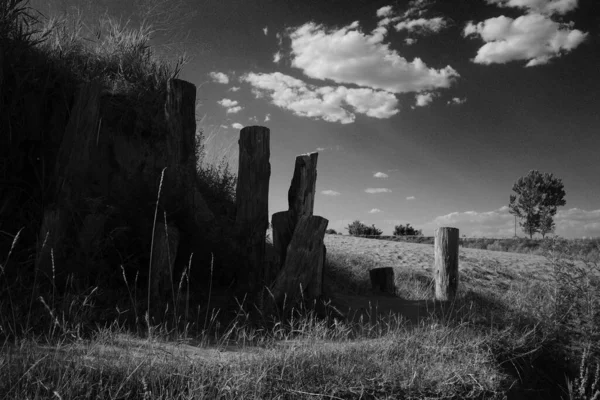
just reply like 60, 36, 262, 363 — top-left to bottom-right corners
235, 126, 460, 306
234, 126, 328, 306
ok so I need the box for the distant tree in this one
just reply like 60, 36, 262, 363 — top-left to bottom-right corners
508, 170, 566, 239
393, 223, 423, 236
539, 211, 556, 239
346, 220, 382, 237
325, 228, 338, 235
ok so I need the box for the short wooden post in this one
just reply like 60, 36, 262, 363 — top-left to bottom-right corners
235, 126, 271, 295
434, 227, 459, 301
369, 267, 395, 294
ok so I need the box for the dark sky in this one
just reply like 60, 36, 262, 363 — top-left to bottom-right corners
38, 0, 600, 237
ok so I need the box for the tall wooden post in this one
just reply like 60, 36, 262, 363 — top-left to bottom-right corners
235, 126, 271, 296
434, 227, 459, 301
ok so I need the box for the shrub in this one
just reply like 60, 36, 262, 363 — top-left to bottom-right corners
325, 229, 338, 235
393, 223, 422, 236
345, 220, 382, 237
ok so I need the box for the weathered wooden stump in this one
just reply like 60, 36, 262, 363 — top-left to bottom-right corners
369, 267, 395, 294
270, 152, 326, 294
234, 126, 271, 296
270, 215, 328, 304
434, 227, 459, 301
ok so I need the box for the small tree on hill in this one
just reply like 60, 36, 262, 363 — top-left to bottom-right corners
346, 220, 382, 237
509, 170, 566, 239
539, 211, 555, 239
393, 223, 423, 236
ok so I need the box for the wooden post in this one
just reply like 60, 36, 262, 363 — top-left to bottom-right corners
369, 267, 395, 294
271, 152, 321, 286
270, 215, 328, 305
434, 227, 459, 301
288, 152, 318, 221
235, 126, 271, 295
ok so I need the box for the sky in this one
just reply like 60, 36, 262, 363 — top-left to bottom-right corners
38, 0, 600, 238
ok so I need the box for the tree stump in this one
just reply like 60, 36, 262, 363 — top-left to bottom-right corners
270, 215, 328, 305
234, 126, 271, 296
434, 227, 459, 301
369, 267, 395, 294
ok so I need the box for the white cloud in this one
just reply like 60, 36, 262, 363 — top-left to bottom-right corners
218, 98, 244, 114
485, 0, 578, 15
406, 196, 416, 200
229, 86, 240, 92
288, 22, 458, 94
209, 71, 229, 84
273, 51, 282, 63
365, 188, 392, 194
394, 17, 447, 34
369, 208, 383, 214
448, 97, 467, 105
376, 5, 393, 17
232, 122, 244, 129
242, 72, 399, 124
220, 124, 228, 129
322, 190, 341, 196
415, 92, 436, 107
405, 38, 417, 45
374, 172, 389, 178
425, 206, 600, 238
316, 147, 326, 151
464, 14, 587, 66
264, 113, 271, 122
263, 26, 268, 35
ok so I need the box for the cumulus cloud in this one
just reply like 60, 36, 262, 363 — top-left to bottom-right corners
242, 72, 399, 124
415, 92, 436, 107
464, 14, 587, 66
486, 0, 579, 15
448, 97, 467, 105
365, 188, 392, 194
405, 38, 417, 45
316, 147, 326, 151
264, 113, 271, 122
374, 172, 389, 178
218, 98, 243, 114
273, 51, 282, 63
377, 6, 393, 17
288, 22, 458, 94
229, 86, 240, 92
554, 208, 600, 238
209, 71, 229, 84
232, 122, 244, 129
406, 196, 416, 200
426, 206, 600, 238
395, 17, 447, 34
322, 190, 341, 196
369, 208, 383, 214
263, 26, 268, 35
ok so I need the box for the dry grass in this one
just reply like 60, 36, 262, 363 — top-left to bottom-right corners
1, 1, 600, 399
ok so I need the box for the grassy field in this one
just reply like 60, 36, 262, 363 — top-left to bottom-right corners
1, 236, 599, 399
1, 1, 599, 399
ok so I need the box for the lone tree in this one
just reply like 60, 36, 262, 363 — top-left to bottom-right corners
346, 220, 383, 237
393, 223, 423, 236
508, 170, 566, 238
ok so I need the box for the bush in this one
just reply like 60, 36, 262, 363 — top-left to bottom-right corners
325, 229, 338, 235
345, 220, 382, 237
393, 223, 422, 236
